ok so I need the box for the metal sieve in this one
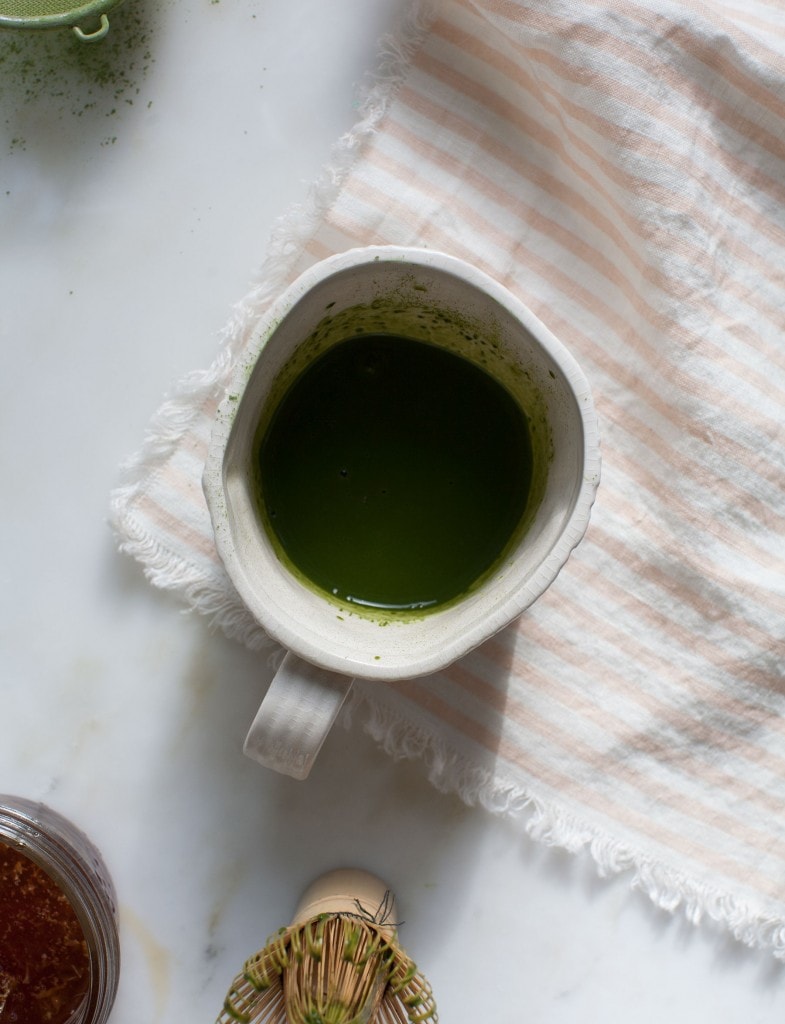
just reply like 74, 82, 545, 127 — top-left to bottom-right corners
0, 0, 124, 41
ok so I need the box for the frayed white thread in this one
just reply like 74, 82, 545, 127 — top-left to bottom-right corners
343, 685, 785, 962
111, 507, 272, 651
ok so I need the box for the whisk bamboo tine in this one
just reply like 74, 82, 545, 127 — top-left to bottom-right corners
376, 998, 409, 1024
218, 975, 285, 1024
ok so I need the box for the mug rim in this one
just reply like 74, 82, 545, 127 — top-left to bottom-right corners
203, 245, 601, 679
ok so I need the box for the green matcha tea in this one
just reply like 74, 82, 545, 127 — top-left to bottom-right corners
256, 333, 534, 612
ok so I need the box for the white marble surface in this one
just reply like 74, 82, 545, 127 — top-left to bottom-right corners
2, 2, 785, 1021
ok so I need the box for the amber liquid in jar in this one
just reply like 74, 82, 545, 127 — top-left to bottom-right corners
0, 798, 119, 1024
0, 842, 90, 1023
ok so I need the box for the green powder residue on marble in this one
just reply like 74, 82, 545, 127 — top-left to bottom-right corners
0, 0, 156, 150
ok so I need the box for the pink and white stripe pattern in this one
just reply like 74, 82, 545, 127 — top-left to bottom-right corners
112, 0, 785, 955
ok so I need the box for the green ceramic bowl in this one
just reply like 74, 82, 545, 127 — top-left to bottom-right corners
0, 0, 123, 40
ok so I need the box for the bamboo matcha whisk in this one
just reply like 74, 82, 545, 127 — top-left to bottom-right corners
217, 869, 437, 1024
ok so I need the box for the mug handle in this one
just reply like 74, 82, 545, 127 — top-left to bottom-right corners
243, 652, 355, 779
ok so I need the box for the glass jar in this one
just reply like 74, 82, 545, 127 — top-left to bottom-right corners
0, 795, 120, 1024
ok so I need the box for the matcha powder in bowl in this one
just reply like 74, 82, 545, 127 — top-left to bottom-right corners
0, 0, 124, 41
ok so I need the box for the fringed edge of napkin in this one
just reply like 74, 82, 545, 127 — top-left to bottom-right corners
109, 0, 785, 963
344, 687, 785, 961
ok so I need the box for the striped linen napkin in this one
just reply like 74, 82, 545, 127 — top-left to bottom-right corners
111, 0, 785, 958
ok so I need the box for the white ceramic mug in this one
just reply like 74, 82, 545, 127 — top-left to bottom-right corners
203, 246, 600, 779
